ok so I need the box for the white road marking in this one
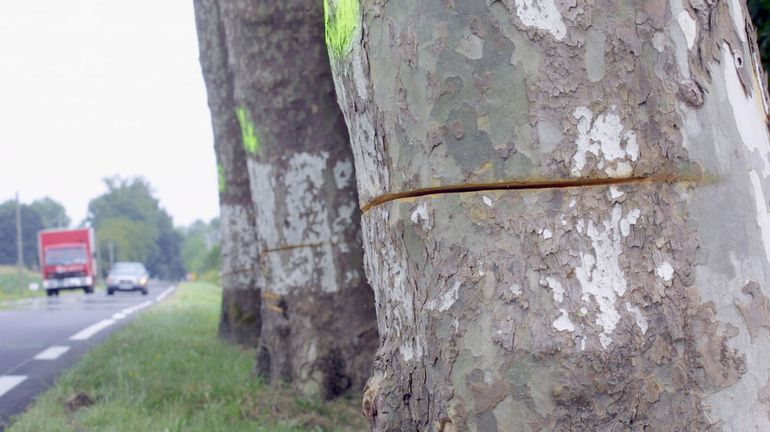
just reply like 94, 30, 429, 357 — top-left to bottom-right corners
69, 286, 172, 342
69, 319, 115, 341
125, 301, 153, 314
34, 346, 70, 360
0, 376, 27, 398
155, 285, 175, 303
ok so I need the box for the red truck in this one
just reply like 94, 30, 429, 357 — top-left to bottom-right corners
38, 228, 98, 296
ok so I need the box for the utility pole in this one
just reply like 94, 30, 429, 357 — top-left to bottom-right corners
15, 192, 23, 294
108, 240, 114, 269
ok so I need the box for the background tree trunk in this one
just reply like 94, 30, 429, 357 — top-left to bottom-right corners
218, 0, 378, 399
193, 0, 262, 347
328, 0, 770, 430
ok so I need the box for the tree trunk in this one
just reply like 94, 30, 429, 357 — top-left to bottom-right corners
328, 0, 770, 430
218, 0, 378, 399
193, 0, 262, 347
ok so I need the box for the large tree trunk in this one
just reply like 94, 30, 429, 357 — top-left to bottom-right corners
218, 0, 378, 399
328, 0, 770, 430
193, 0, 262, 347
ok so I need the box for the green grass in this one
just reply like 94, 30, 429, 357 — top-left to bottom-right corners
0, 265, 43, 303
7, 282, 367, 432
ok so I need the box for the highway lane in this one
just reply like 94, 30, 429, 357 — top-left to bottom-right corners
0, 282, 175, 429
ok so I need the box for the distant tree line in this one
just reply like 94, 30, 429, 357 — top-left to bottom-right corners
0, 197, 70, 267
0, 178, 216, 282
180, 218, 220, 283
87, 176, 186, 280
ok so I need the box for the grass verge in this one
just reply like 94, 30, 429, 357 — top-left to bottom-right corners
7, 282, 367, 432
0, 265, 43, 303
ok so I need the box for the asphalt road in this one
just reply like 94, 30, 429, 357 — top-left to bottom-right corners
0, 282, 175, 429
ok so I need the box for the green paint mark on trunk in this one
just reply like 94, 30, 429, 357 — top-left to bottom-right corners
324, 0, 360, 60
236, 106, 260, 155
217, 164, 226, 193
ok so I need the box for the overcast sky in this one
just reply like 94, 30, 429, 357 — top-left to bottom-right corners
0, 1, 219, 227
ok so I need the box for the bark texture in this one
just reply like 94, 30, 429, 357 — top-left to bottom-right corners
219, 0, 378, 399
193, 0, 262, 347
328, 0, 770, 430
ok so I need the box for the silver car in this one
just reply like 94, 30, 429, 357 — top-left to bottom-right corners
106, 262, 149, 295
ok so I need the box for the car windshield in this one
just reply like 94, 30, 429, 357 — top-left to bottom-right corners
45, 246, 87, 266
110, 263, 146, 275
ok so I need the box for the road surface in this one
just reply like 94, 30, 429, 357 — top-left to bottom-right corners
0, 282, 175, 429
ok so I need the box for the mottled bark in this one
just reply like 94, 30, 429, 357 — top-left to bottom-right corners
218, 0, 378, 399
328, 0, 770, 430
193, 0, 262, 347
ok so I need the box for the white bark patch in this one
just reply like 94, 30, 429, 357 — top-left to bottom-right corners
248, 162, 278, 246
286, 153, 337, 293
655, 261, 674, 282
749, 170, 770, 264
351, 45, 369, 103
553, 309, 575, 332
652, 32, 665, 52
333, 201, 356, 233
350, 116, 383, 198
575, 205, 639, 348
284, 152, 329, 243
546, 276, 564, 303
345, 269, 359, 283
609, 186, 624, 199
249, 162, 293, 295
363, 207, 414, 346
728, 0, 748, 43
332, 43, 390, 201
677, 11, 697, 49
219, 203, 255, 275
249, 153, 340, 294
410, 203, 431, 230
332, 201, 356, 254
513, 0, 567, 41
541, 227, 553, 239
723, 45, 770, 177
572, 106, 639, 178
400, 339, 423, 362
625, 303, 648, 334
333, 159, 353, 189
428, 281, 461, 312
482, 196, 494, 207
620, 209, 641, 237
455, 34, 484, 60
510, 284, 522, 297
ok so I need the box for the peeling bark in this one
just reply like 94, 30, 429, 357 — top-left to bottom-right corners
193, 0, 262, 347
328, 0, 770, 429
218, 0, 378, 399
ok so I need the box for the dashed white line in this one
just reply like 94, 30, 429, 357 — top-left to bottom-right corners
125, 300, 153, 314
69, 286, 173, 341
69, 319, 115, 341
0, 376, 27, 398
34, 346, 70, 360
155, 285, 175, 302
0, 286, 175, 401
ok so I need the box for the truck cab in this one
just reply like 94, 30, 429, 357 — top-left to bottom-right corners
38, 229, 97, 296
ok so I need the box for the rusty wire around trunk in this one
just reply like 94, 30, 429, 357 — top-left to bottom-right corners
360, 174, 704, 212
